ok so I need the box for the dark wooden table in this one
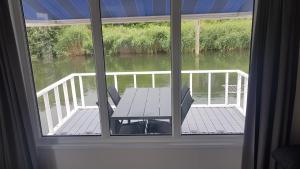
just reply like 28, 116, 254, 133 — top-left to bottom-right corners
112, 87, 171, 121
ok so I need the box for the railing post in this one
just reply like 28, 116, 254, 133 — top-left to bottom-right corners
237, 73, 242, 108
43, 93, 54, 134
79, 76, 85, 107
243, 77, 248, 115
189, 73, 193, 96
63, 82, 71, 116
152, 74, 155, 88
208, 73, 211, 105
114, 75, 118, 91
169, 74, 172, 87
133, 74, 137, 88
70, 77, 77, 110
225, 72, 229, 105
54, 87, 63, 124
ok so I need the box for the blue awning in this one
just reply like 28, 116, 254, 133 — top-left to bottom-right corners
22, 0, 253, 25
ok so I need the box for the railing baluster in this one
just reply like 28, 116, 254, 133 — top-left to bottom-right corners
243, 77, 248, 115
79, 76, 85, 107
208, 73, 211, 105
225, 72, 229, 105
237, 73, 242, 108
54, 87, 62, 124
43, 93, 54, 134
63, 82, 71, 116
133, 74, 137, 88
189, 73, 193, 96
70, 77, 77, 110
152, 74, 155, 88
114, 75, 118, 91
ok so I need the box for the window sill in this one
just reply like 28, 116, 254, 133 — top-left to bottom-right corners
37, 134, 244, 149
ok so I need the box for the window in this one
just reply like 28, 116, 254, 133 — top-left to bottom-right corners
99, 0, 172, 136
18, 0, 253, 139
180, 4, 252, 135
22, 0, 100, 136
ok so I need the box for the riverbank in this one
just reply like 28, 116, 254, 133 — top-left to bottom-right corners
27, 19, 252, 60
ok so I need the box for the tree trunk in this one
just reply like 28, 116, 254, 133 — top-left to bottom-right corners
195, 20, 200, 55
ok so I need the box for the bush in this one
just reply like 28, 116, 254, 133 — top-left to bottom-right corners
55, 25, 93, 57
27, 27, 60, 60
199, 19, 252, 51
27, 19, 252, 59
102, 24, 170, 55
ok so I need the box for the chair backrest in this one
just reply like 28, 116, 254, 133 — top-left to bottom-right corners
181, 91, 194, 123
107, 86, 121, 106
107, 103, 114, 117
181, 85, 190, 103
96, 101, 114, 117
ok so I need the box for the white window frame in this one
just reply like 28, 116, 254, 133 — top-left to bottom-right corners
8, 0, 244, 147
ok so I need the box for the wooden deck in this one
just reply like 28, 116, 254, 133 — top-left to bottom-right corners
54, 107, 245, 135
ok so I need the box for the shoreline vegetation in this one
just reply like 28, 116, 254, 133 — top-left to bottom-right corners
27, 19, 252, 60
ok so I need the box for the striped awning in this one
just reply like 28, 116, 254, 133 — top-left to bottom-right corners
22, 0, 253, 25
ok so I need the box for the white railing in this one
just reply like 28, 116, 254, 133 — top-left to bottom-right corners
36, 70, 248, 135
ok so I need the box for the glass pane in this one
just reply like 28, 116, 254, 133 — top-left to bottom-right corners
21, 0, 101, 136
180, 2, 253, 135
99, 0, 172, 135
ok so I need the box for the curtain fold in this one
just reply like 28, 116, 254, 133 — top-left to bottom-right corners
242, 0, 300, 169
0, 0, 38, 169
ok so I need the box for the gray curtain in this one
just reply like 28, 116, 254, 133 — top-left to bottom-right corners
0, 0, 38, 169
242, 0, 300, 169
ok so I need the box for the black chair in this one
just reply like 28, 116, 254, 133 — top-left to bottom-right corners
106, 104, 146, 135
147, 91, 194, 134
96, 101, 146, 135
181, 85, 190, 103
107, 86, 121, 106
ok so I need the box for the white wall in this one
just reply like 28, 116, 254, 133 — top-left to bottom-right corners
37, 144, 243, 169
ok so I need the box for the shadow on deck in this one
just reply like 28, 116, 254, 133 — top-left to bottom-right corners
54, 107, 245, 135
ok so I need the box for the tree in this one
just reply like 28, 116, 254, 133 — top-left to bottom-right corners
27, 27, 60, 60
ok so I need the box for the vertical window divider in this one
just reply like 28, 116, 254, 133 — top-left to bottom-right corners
171, 0, 182, 137
89, 0, 110, 138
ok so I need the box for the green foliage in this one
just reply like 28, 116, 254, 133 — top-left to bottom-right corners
27, 27, 60, 59
55, 25, 93, 57
102, 24, 170, 55
27, 19, 252, 59
101, 19, 251, 55
199, 19, 252, 51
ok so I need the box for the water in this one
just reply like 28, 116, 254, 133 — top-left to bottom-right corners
32, 50, 249, 91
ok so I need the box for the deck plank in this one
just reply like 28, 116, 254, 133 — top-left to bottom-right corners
211, 107, 235, 133
226, 107, 245, 129
185, 109, 199, 134
203, 107, 226, 133
191, 108, 208, 134
196, 108, 217, 133
113, 88, 136, 118
129, 88, 148, 117
217, 107, 242, 132
55, 109, 86, 135
54, 107, 245, 135
144, 88, 160, 117
76, 109, 98, 134
181, 119, 190, 133
232, 108, 246, 121
86, 111, 100, 134
159, 88, 171, 116
68, 109, 92, 135
93, 121, 101, 134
